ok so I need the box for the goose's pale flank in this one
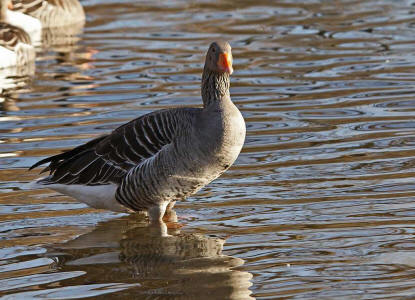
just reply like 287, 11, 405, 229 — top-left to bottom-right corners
29, 41, 246, 223
11, 0, 85, 27
0, 0, 35, 68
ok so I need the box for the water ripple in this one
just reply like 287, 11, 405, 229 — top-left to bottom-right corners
2, 0, 415, 299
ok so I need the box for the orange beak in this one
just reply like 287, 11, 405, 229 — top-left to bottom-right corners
7, 1, 13, 9
218, 52, 233, 74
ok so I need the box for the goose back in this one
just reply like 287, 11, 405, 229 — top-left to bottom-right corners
31, 108, 192, 186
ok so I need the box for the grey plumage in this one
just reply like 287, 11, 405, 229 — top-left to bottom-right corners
30, 41, 246, 222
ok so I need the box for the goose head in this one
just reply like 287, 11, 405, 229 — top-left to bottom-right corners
204, 41, 233, 75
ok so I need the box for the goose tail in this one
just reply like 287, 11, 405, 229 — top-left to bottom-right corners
28, 135, 108, 173
22, 176, 48, 190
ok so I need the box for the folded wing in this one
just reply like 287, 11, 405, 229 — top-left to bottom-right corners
0, 23, 31, 51
30, 109, 184, 185
10, 0, 44, 15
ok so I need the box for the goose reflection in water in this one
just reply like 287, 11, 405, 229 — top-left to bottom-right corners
40, 22, 84, 52
0, 61, 34, 93
48, 212, 255, 300
39, 21, 98, 72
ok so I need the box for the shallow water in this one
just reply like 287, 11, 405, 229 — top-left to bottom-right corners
2, 0, 415, 298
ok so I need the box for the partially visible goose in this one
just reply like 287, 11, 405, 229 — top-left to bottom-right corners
5, 0, 41, 45
29, 41, 246, 223
0, 0, 35, 68
11, 0, 85, 27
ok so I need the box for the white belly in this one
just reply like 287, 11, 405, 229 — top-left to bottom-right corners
28, 180, 129, 213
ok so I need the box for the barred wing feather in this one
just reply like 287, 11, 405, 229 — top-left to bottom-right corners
30, 109, 185, 186
11, 0, 85, 27
10, 0, 44, 14
0, 23, 31, 51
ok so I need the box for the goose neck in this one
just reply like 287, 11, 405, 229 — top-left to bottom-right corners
201, 68, 230, 108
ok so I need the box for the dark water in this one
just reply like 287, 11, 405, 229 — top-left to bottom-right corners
2, 0, 415, 298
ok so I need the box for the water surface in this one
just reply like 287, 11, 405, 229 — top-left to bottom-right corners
2, 0, 415, 298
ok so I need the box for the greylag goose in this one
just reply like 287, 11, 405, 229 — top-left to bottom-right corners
0, 0, 35, 68
11, 0, 85, 27
29, 41, 246, 223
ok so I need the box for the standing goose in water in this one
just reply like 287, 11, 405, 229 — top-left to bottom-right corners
29, 41, 246, 223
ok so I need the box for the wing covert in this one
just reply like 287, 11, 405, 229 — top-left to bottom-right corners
31, 108, 192, 186
0, 23, 31, 51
